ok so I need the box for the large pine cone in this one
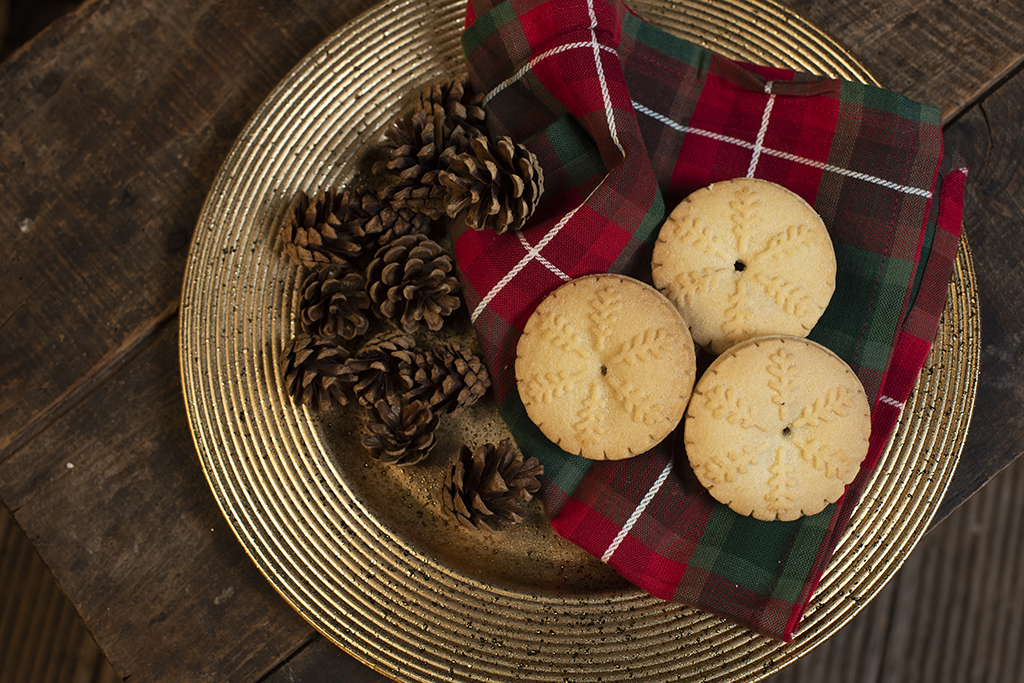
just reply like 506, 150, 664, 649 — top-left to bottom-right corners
439, 136, 544, 234
440, 440, 544, 531
341, 187, 432, 247
282, 190, 363, 269
418, 78, 487, 136
341, 330, 418, 407
298, 265, 370, 340
410, 344, 491, 416
280, 334, 351, 413
361, 396, 439, 467
364, 234, 461, 333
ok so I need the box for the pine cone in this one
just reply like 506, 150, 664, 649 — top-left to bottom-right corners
440, 440, 544, 531
373, 110, 446, 217
342, 330, 418, 407
282, 190, 363, 269
410, 344, 491, 416
364, 234, 461, 333
418, 77, 487, 136
440, 135, 544, 234
297, 265, 370, 340
374, 109, 474, 219
280, 334, 351, 413
361, 396, 440, 467
375, 109, 441, 179
341, 187, 433, 247
378, 183, 446, 220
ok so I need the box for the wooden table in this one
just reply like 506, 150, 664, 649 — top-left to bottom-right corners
1, 0, 1021, 680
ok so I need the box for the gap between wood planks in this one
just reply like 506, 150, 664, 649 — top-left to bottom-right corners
944, 53, 1024, 126
0, 301, 180, 468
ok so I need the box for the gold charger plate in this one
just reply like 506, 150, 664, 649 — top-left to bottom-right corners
179, 0, 980, 680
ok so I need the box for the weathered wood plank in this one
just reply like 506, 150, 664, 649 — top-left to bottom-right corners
777, 0, 1024, 121
0, 504, 116, 683
933, 61, 1024, 524
0, 0, 378, 460
0, 322, 318, 682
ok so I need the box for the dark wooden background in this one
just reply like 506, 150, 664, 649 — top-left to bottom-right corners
1, 0, 1022, 681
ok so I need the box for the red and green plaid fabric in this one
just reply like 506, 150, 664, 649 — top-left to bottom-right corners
451, 0, 967, 640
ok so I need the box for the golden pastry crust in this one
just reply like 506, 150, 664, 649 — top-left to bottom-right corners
652, 178, 836, 355
684, 335, 871, 521
515, 274, 696, 460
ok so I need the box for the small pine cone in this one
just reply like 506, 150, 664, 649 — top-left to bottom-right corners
361, 396, 439, 467
342, 330, 418, 407
341, 187, 432, 247
410, 344, 491, 416
375, 109, 442, 179
440, 440, 544, 531
418, 77, 487, 136
364, 234, 461, 333
297, 265, 370, 340
373, 110, 445, 203
374, 109, 475, 219
378, 183, 446, 220
280, 334, 351, 413
282, 190, 364, 269
440, 135, 544, 235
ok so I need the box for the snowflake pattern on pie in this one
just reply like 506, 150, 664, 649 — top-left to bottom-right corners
516, 274, 696, 461
652, 178, 837, 354
685, 336, 871, 522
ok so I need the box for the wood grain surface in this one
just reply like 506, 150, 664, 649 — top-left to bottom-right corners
934, 69, 1024, 524
0, 504, 119, 683
1, 0, 1022, 680
780, 0, 1024, 120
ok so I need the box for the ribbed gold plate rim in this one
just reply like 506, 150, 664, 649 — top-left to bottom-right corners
179, 0, 980, 680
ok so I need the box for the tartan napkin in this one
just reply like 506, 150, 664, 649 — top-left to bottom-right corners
451, 0, 967, 640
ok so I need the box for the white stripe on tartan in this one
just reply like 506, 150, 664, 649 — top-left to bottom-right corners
517, 232, 571, 282
474, 2, 626, 325
878, 395, 905, 409
632, 100, 934, 198
587, 0, 625, 156
470, 182, 604, 323
483, 41, 618, 106
746, 81, 775, 178
601, 460, 674, 563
